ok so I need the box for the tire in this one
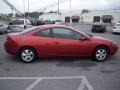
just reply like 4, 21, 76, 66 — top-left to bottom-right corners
92, 46, 109, 62
92, 29, 94, 32
18, 47, 37, 63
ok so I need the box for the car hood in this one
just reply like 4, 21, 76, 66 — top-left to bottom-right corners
92, 36, 113, 43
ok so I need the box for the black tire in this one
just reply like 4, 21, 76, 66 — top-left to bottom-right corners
92, 29, 94, 32
18, 47, 37, 63
92, 46, 109, 62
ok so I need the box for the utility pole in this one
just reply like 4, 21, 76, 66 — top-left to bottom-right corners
58, 0, 59, 13
70, 0, 71, 23
28, 0, 29, 18
23, 0, 25, 24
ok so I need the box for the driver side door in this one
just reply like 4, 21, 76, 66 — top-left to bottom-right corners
52, 27, 92, 56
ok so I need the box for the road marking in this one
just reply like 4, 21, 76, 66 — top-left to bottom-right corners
78, 77, 94, 90
25, 78, 42, 90
0, 76, 85, 80
0, 76, 94, 90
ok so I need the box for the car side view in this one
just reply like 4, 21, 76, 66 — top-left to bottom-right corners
4, 25, 118, 63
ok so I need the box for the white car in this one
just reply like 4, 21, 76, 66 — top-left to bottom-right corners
113, 23, 120, 33
8, 19, 32, 32
0, 22, 8, 34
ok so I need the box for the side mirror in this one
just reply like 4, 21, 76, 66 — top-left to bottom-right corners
80, 36, 88, 41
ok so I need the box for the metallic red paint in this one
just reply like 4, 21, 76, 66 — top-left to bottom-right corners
4, 25, 118, 58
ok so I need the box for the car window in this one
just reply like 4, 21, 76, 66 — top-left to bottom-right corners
35, 29, 51, 37
52, 28, 81, 40
9, 20, 24, 25
116, 24, 120, 26
25, 19, 31, 25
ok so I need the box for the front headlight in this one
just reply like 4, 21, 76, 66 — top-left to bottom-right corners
112, 42, 118, 46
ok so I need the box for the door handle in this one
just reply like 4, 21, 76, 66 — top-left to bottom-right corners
55, 42, 60, 44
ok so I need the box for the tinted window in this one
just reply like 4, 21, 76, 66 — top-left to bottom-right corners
35, 29, 51, 37
52, 28, 81, 40
9, 20, 24, 25
93, 25, 102, 28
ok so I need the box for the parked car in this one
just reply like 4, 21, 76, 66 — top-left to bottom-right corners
113, 23, 120, 33
0, 22, 8, 34
92, 22, 106, 33
55, 20, 63, 25
4, 25, 118, 63
8, 19, 32, 32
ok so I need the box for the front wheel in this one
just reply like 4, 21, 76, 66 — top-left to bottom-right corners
19, 47, 37, 63
93, 46, 109, 62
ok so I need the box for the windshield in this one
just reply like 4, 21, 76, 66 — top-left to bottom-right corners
9, 20, 24, 25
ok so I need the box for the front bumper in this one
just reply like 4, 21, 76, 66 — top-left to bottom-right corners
110, 44, 119, 55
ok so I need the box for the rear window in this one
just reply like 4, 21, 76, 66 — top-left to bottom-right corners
118, 21, 120, 23
93, 25, 102, 28
116, 24, 120, 26
9, 20, 24, 25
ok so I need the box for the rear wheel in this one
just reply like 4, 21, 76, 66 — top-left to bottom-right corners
19, 47, 37, 63
93, 46, 109, 62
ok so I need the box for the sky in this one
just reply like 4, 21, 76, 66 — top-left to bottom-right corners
0, 0, 120, 14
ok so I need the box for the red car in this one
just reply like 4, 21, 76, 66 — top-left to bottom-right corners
4, 25, 118, 63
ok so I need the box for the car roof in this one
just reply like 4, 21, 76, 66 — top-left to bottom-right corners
37, 24, 71, 29
10, 19, 29, 21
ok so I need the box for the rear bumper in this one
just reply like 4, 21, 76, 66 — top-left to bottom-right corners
92, 29, 105, 32
113, 29, 120, 33
4, 41, 19, 55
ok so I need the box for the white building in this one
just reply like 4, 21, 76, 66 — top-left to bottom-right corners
39, 10, 120, 24
82, 10, 120, 23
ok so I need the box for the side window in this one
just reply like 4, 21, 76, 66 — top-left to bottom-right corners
35, 29, 51, 37
25, 20, 31, 25
52, 28, 81, 40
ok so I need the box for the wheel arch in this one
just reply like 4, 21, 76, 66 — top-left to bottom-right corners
18, 46, 38, 57
92, 44, 110, 56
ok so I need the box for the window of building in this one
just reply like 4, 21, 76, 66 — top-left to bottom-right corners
93, 16, 100, 22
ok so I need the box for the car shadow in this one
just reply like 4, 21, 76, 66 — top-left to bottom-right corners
36, 57, 99, 69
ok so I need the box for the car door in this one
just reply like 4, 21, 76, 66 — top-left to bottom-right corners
52, 27, 92, 56
33, 29, 54, 56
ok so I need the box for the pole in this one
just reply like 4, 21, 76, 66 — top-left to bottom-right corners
23, 0, 25, 24
11, 8, 14, 17
28, 0, 29, 18
70, 0, 71, 23
58, 0, 59, 13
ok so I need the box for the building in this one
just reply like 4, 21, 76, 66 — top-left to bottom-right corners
82, 10, 120, 23
39, 10, 120, 24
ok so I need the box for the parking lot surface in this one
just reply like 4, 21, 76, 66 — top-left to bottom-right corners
0, 24, 120, 90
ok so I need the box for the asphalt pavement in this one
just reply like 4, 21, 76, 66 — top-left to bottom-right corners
0, 24, 120, 90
